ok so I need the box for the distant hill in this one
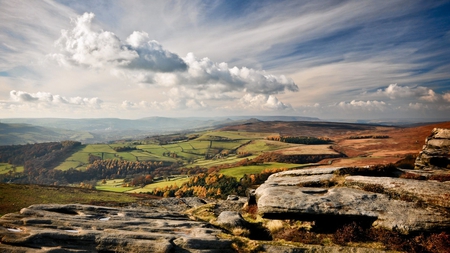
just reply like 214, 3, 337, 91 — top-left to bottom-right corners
220, 120, 392, 137
0, 123, 93, 145
0, 116, 321, 144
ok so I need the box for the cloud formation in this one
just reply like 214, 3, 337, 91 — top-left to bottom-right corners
51, 12, 298, 98
9, 90, 102, 108
338, 100, 387, 111
238, 93, 292, 111
52, 13, 186, 72
1, 1, 449, 120
378, 84, 444, 102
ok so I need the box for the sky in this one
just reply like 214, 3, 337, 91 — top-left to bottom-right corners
1, 0, 450, 121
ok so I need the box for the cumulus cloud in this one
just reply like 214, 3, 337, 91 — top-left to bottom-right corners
121, 97, 207, 112
443, 92, 450, 102
238, 93, 292, 111
51, 12, 298, 98
378, 83, 440, 101
125, 31, 187, 72
338, 100, 387, 111
54, 13, 186, 71
9, 90, 102, 108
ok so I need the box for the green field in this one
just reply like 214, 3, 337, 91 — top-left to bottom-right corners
127, 177, 190, 193
55, 131, 280, 171
237, 139, 293, 154
219, 163, 309, 179
0, 163, 24, 174
95, 179, 136, 192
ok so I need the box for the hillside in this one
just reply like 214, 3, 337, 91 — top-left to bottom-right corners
221, 120, 450, 167
0, 123, 93, 145
0, 117, 272, 144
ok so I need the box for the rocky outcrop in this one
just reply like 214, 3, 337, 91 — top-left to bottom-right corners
255, 167, 450, 234
345, 175, 450, 208
0, 203, 234, 253
415, 128, 450, 170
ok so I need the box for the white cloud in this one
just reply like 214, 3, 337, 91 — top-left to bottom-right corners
443, 92, 450, 102
378, 83, 439, 101
1, 1, 449, 120
376, 83, 450, 104
9, 90, 102, 109
338, 100, 387, 111
238, 93, 292, 111
51, 13, 298, 98
54, 13, 186, 72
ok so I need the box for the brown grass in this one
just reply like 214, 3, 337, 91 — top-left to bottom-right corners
0, 183, 144, 216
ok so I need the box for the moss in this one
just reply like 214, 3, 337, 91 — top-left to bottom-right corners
184, 203, 217, 223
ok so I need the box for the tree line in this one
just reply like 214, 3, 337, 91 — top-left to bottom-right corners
266, 135, 332, 144
149, 167, 288, 198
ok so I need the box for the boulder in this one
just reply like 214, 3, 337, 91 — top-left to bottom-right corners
255, 167, 450, 234
415, 128, 450, 170
216, 211, 246, 229
345, 175, 450, 208
0, 203, 234, 253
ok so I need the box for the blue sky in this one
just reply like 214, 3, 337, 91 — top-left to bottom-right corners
0, 0, 449, 120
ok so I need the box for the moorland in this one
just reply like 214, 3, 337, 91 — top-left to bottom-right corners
1, 118, 450, 252
1, 119, 450, 211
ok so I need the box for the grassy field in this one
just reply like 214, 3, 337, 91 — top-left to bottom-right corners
0, 183, 143, 216
95, 179, 136, 192
195, 131, 275, 141
54, 130, 281, 171
0, 163, 24, 174
127, 177, 190, 193
219, 163, 310, 179
237, 140, 293, 154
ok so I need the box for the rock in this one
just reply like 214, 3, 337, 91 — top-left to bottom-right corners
345, 175, 450, 208
226, 195, 239, 201
140, 197, 207, 212
255, 167, 450, 234
216, 211, 246, 228
415, 128, 450, 170
0, 203, 234, 253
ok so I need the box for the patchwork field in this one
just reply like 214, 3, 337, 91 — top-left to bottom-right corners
55, 130, 280, 172
7, 121, 447, 194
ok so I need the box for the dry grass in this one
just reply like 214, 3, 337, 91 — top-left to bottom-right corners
232, 227, 251, 237
265, 220, 284, 234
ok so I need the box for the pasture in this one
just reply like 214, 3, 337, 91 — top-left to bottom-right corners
127, 176, 190, 193
219, 162, 309, 179
95, 179, 135, 193
0, 163, 24, 174
237, 139, 293, 154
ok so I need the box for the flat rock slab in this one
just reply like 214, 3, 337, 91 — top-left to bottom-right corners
346, 175, 450, 208
255, 167, 450, 234
0, 204, 233, 253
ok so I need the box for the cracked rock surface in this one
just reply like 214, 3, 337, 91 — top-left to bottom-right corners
255, 167, 450, 234
0, 203, 233, 253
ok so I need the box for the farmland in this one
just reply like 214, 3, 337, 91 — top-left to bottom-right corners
55, 131, 281, 172
219, 162, 307, 179
8, 119, 432, 194
61, 130, 321, 193
0, 163, 24, 174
